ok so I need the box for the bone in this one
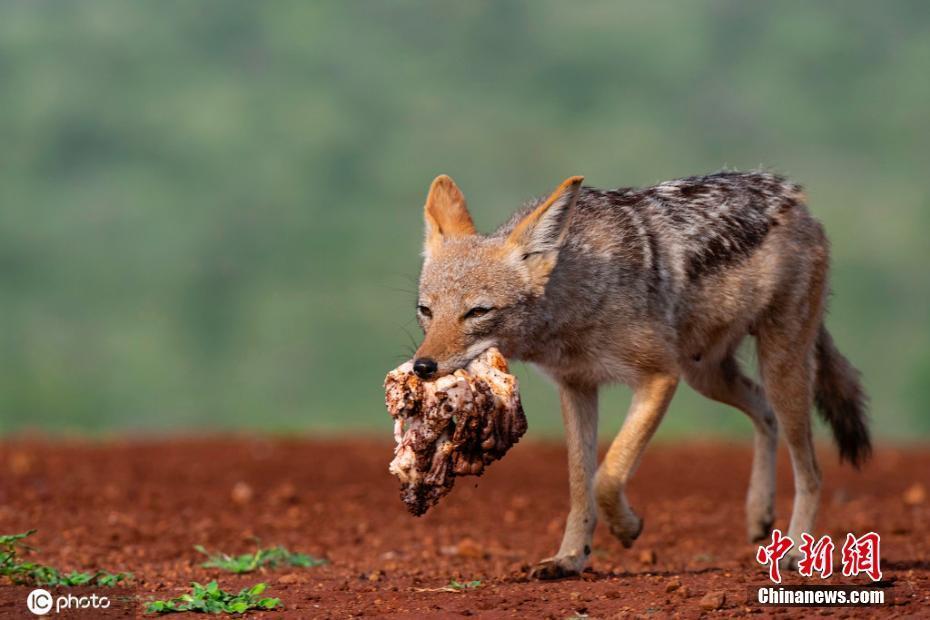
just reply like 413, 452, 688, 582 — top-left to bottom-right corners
384, 348, 527, 515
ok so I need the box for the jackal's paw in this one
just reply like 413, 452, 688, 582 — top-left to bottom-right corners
528, 555, 585, 580
747, 516, 774, 544
607, 513, 644, 549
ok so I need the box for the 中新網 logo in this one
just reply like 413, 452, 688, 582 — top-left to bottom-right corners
756, 530, 882, 583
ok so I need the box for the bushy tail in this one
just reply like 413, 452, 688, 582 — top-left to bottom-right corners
814, 325, 871, 467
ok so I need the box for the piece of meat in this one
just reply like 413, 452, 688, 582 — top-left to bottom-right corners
384, 348, 527, 516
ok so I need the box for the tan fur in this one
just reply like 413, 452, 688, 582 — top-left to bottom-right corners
595, 374, 678, 548
507, 176, 584, 247
505, 176, 584, 296
424, 175, 475, 254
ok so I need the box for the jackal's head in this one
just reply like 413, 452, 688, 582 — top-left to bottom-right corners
412, 174, 583, 379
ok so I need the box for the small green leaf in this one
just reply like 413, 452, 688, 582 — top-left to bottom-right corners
145, 601, 165, 613
260, 597, 281, 609
447, 579, 482, 590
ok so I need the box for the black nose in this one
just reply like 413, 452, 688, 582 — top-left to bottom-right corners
413, 357, 438, 379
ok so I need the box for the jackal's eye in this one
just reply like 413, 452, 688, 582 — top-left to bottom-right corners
463, 306, 493, 320
416, 305, 432, 319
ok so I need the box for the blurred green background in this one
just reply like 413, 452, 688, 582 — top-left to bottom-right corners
1, 1, 928, 440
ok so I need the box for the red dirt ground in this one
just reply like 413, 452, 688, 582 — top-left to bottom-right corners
0, 438, 928, 618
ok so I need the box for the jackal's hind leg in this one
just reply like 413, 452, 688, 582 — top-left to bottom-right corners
530, 382, 599, 580
756, 251, 827, 568
683, 355, 777, 542
758, 331, 821, 569
595, 374, 678, 548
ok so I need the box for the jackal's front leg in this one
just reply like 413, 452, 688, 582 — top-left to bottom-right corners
595, 373, 678, 547
530, 382, 599, 580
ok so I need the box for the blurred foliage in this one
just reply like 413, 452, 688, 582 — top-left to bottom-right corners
0, 1, 928, 439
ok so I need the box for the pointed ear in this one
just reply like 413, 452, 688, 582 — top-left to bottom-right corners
423, 175, 475, 255
507, 176, 583, 293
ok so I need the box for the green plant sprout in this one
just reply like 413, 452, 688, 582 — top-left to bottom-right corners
146, 581, 280, 614
195, 543, 326, 574
0, 530, 131, 587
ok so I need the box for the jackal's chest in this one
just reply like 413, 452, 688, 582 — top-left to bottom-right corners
504, 317, 677, 388
512, 340, 647, 388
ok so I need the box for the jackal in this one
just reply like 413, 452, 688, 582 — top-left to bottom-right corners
412, 171, 869, 579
